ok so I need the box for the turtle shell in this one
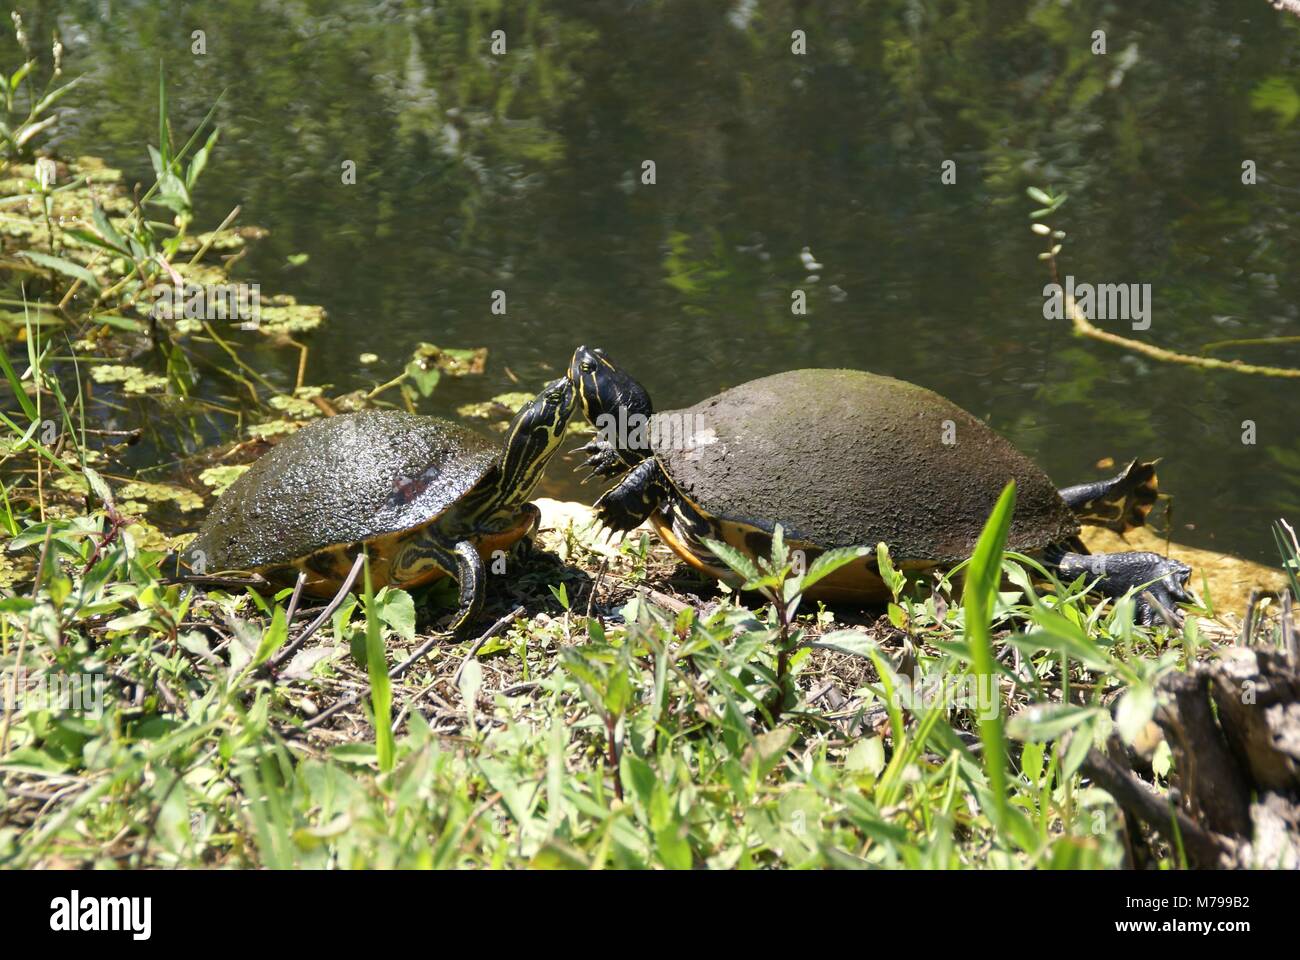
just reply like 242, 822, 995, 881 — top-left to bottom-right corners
189, 410, 499, 572
649, 369, 1078, 563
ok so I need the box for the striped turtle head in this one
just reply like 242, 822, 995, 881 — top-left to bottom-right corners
495, 376, 577, 506
568, 345, 653, 428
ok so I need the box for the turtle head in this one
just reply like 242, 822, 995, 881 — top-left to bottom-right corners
495, 376, 577, 506
569, 345, 654, 430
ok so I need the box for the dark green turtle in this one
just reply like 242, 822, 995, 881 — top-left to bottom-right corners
184, 377, 577, 635
568, 346, 1191, 625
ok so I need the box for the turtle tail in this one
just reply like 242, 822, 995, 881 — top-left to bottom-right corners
1057, 459, 1160, 533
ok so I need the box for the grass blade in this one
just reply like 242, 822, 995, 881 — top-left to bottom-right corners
362, 553, 395, 773
962, 481, 1016, 840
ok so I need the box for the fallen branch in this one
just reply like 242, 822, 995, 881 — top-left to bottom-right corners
1079, 744, 1230, 867
1083, 647, 1300, 868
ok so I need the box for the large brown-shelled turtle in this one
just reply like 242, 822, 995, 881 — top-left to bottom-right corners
184, 377, 577, 635
568, 346, 1190, 624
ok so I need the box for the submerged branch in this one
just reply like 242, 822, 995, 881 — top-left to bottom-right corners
1041, 242, 1300, 379
1065, 300, 1300, 379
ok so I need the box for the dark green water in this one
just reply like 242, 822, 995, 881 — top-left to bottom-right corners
29, 1, 1300, 560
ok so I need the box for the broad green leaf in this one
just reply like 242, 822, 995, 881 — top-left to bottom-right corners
799, 545, 869, 592
654, 823, 692, 870
92, 201, 130, 253
875, 541, 905, 598
1115, 683, 1156, 745
1007, 703, 1102, 742
90, 314, 147, 333
404, 360, 441, 397
18, 250, 101, 291
1015, 608, 1112, 672
81, 466, 115, 509
1020, 741, 1045, 785
186, 127, 220, 190
372, 587, 415, 641
845, 736, 886, 776
252, 606, 288, 667
702, 537, 762, 584
9, 60, 33, 92
31, 75, 83, 117
809, 629, 877, 659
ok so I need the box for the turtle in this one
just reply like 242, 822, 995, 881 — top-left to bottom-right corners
182, 377, 577, 636
567, 346, 1192, 625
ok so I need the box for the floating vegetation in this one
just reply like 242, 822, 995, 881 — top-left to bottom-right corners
88, 364, 169, 393
0, 65, 335, 547
175, 224, 268, 254
246, 418, 299, 440
269, 389, 323, 419
199, 463, 250, 494
256, 296, 326, 335
116, 479, 205, 512
403, 342, 488, 396
51, 474, 203, 512
457, 390, 534, 424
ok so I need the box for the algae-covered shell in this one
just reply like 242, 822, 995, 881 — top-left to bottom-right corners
650, 369, 1078, 562
189, 410, 498, 570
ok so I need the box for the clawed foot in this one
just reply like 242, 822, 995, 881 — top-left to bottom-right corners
1134, 557, 1193, 627
593, 489, 644, 534
570, 438, 627, 482
1056, 550, 1193, 627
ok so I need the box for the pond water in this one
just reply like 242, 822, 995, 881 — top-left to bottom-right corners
25, 1, 1300, 561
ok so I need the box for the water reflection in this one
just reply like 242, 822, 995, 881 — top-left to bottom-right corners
19, 0, 1300, 559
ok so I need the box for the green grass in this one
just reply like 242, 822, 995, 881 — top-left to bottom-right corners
0, 462, 1243, 868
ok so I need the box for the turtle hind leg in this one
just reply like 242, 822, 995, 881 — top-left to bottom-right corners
1057, 459, 1160, 532
1050, 549, 1192, 626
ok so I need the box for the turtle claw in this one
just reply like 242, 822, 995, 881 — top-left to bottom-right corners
572, 438, 628, 480
580, 454, 622, 484
591, 457, 627, 480
1134, 559, 1194, 627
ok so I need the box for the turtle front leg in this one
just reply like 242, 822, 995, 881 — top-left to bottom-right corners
445, 540, 487, 637
1052, 550, 1192, 626
594, 458, 672, 533
573, 437, 633, 481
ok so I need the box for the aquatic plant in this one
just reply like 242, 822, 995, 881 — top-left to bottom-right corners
0, 13, 80, 163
